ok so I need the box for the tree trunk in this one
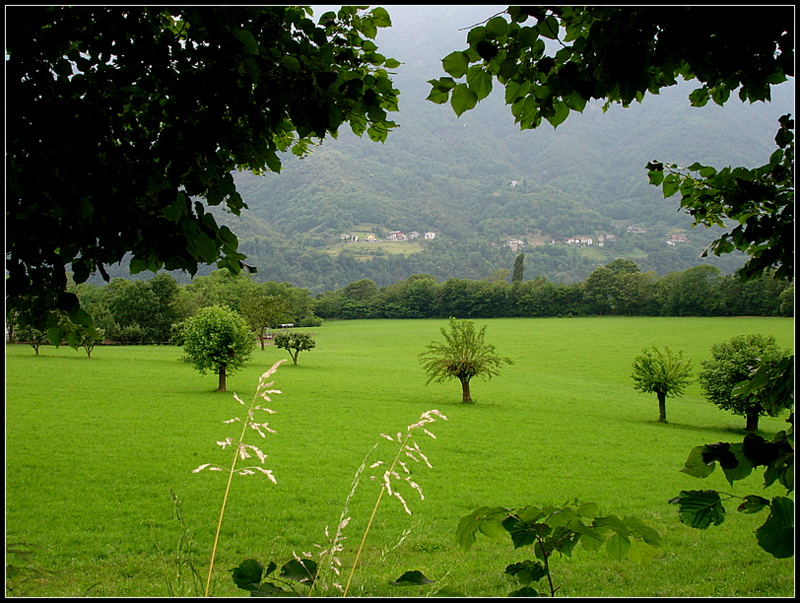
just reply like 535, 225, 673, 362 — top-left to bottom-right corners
217, 364, 227, 392
745, 412, 760, 432
657, 392, 667, 423
258, 334, 265, 351
461, 378, 473, 404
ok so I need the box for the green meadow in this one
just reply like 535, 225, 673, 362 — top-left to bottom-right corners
5, 317, 794, 597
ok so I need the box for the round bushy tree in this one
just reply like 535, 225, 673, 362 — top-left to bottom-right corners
273, 331, 316, 365
699, 334, 791, 431
181, 305, 254, 392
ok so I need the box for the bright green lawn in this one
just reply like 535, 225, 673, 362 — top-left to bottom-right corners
5, 317, 795, 597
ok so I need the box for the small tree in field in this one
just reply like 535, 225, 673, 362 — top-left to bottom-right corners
77, 327, 105, 358
181, 305, 254, 392
698, 334, 791, 431
17, 324, 49, 355
419, 317, 512, 404
274, 331, 316, 365
631, 345, 693, 423
240, 292, 290, 351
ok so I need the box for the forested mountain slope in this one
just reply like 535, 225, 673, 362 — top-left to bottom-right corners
112, 6, 796, 291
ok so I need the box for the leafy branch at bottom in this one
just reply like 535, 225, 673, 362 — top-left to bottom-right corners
456, 499, 663, 597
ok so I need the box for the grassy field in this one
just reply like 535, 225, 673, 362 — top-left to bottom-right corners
5, 317, 795, 597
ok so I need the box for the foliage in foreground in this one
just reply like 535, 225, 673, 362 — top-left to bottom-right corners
7, 5, 400, 334
456, 500, 662, 597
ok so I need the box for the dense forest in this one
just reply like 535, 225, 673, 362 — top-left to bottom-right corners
90, 6, 793, 293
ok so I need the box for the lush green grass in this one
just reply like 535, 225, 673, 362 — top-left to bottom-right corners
5, 317, 794, 597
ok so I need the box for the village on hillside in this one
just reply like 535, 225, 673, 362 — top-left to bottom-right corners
339, 224, 689, 253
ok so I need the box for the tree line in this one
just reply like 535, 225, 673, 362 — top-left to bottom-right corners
314, 258, 793, 320
7, 258, 791, 349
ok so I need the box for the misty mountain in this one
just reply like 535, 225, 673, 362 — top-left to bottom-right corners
110, 6, 796, 291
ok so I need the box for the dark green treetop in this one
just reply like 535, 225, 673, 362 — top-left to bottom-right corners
6, 6, 400, 338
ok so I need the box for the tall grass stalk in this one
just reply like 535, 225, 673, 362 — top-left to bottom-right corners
194, 359, 286, 597
342, 409, 447, 597
309, 442, 378, 596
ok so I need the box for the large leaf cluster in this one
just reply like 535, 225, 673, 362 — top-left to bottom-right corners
671, 429, 794, 558
428, 6, 792, 127
6, 6, 400, 334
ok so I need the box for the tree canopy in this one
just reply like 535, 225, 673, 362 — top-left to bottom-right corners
698, 334, 791, 432
6, 6, 400, 335
181, 305, 255, 392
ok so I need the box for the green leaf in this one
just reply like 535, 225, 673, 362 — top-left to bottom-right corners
234, 29, 260, 55
163, 199, 185, 222
662, 172, 683, 198
455, 506, 509, 551
625, 539, 658, 564
578, 527, 606, 551
647, 165, 665, 186
129, 257, 149, 275
69, 308, 95, 329
390, 570, 435, 586
545, 507, 577, 528
477, 516, 508, 540
670, 490, 726, 529
755, 497, 794, 558
230, 559, 264, 591
546, 100, 570, 127
369, 6, 392, 28
509, 586, 541, 597
282, 55, 300, 71
718, 443, 754, 486
442, 51, 470, 79
606, 533, 631, 561
509, 520, 548, 550
485, 16, 508, 39
688, 87, 710, 107
737, 495, 771, 514
564, 89, 587, 112
47, 325, 65, 347
505, 560, 547, 584
681, 445, 715, 478
622, 517, 663, 546
539, 15, 560, 39
466, 67, 493, 101
280, 558, 317, 584
450, 84, 478, 117
466, 25, 486, 46
576, 502, 599, 518
593, 515, 630, 537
